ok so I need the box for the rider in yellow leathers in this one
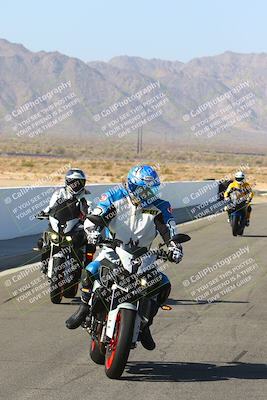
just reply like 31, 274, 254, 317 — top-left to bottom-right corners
224, 171, 254, 226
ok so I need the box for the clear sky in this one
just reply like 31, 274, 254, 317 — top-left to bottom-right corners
0, 0, 266, 62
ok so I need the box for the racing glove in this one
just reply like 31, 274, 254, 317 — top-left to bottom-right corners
36, 210, 48, 219
168, 242, 183, 264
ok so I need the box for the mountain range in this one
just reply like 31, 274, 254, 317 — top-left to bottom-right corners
0, 38, 267, 149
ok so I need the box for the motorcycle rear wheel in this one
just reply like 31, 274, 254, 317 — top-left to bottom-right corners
89, 310, 106, 365
90, 338, 105, 365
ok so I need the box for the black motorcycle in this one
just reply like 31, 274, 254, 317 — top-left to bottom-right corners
228, 191, 248, 237
36, 199, 92, 304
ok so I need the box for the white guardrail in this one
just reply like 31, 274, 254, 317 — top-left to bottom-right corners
0, 181, 219, 240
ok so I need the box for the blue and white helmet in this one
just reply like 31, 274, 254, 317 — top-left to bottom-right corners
65, 168, 86, 195
127, 165, 160, 202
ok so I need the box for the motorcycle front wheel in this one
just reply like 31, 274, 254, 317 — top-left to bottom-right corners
105, 308, 136, 379
63, 281, 79, 298
50, 258, 63, 304
231, 214, 239, 237
237, 214, 246, 236
63, 251, 82, 298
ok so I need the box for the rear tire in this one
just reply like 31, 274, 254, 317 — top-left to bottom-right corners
105, 308, 136, 379
90, 338, 105, 365
89, 310, 106, 365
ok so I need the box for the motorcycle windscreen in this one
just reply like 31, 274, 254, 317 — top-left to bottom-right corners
49, 216, 79, 234
50, 199, 80, 222
49, 199, 81, 233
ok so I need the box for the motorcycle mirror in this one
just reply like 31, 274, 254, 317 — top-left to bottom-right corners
170, 233, 191, 244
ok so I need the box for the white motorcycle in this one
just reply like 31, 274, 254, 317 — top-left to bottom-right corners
83, 216, 191, 379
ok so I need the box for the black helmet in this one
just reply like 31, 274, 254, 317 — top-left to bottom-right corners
65, 169, 86, 195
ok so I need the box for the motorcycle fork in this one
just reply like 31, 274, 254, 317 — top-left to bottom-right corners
63, 249, 72, 279
47, 243, 55, 279
87, 311, 107, 345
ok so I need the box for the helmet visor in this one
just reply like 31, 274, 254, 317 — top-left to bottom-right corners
66, 178, 86, 194
235, 177, 244, 182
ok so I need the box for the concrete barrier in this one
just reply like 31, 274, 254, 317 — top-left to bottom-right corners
0, 180, 219, 241
0, 180, 220, 270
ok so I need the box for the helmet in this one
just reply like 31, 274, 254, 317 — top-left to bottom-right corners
234, 171, 245, 183
127, 165, 160, 202
65, 169, 86, 195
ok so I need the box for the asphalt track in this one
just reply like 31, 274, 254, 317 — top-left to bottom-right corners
0, 203, 267, 400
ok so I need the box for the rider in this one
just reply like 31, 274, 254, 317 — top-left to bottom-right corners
37, 168, 95, 269
224, 171, 254, 226
66, 165, 184, 351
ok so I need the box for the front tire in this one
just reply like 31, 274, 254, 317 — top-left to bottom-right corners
238, 214, 246, 236
105, 308, 136, 379
50, 258, 63, 304
231, 214, 239, 237
63, 281, 79, 298
50, 278, 63, 304
63, 254, 82, 298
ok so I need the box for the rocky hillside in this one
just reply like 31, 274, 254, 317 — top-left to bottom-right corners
0, 38, 267, 149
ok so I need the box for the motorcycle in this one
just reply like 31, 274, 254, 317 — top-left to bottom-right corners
35, 199, 89, 304
228, 191, 248, 237
83, 216, 191, 379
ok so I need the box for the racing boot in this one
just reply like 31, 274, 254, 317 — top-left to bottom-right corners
139, 299, 159, 350
65, 288, 91, 329
140, 278, 172, 351
140, 325, 156, 350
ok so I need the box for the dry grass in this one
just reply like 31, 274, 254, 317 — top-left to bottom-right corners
1, 135, 266, 188
1, 154, 267, 191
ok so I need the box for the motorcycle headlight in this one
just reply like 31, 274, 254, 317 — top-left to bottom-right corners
50, 232, 59, 243
140, 278, 148, 287
65, 235, 72, 242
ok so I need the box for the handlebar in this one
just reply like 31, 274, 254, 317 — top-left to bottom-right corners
35, 214, 49, 220
97, 237, 169, 260
98, 237, 123, 247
